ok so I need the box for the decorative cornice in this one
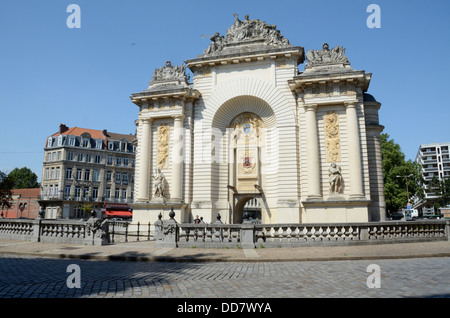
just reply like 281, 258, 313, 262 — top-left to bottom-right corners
186, 46, 304, 71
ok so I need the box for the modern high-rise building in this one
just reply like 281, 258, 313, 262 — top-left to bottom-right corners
415, 142, 450, 199
39, 124, 136, 219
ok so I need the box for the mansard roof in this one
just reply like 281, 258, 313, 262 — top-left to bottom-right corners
50, 126, 134, 142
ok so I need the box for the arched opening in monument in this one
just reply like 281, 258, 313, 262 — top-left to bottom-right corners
233, 196, 262, 224
210, 95, 278, 224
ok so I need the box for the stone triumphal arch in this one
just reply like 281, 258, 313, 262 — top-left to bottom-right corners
130, 15, 385, 225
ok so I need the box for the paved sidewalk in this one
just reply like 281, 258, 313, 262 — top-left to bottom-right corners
1, 239, 449, 262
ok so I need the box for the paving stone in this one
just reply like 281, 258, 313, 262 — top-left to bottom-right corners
0, 255, 449, 298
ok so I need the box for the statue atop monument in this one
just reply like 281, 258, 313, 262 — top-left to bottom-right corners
150, 61, 187, 83
305, 43, 349, 68
203, 14, 291, 56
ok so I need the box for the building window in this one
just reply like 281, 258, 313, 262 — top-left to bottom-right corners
107, 156, 113, 165
95, 155, 101, 164
85, 154, 91, 163
82, 138, 90, 148
78, 153, 83, 162
50, 168, 55, 179
106, 188, 111, 200
123, 173, 128, 185
108, 142, 114, 150
92, 187, 98, 199
57, 135, 63, 146
64, 186, 71, 197
57, 151, 61, 160
67, 152, 74, 161
45, 168, 50, 180
106, 171, 112, 182
115, 172, 121, 184
96, 140, 103, 149
52, 152, 56, 161
116, 157, 122, 166
69, 137, 75, 146
123, 158, 129, 167
122, 189, 127, 200
56, 167, 60, 179
66, 168, 72, 179
115, 189, 120, 200
84, 170, 90, 181
47, 137, 53, 147
76, 169, 82, 180
74, 187, 81, 198
93, 170, 100, 182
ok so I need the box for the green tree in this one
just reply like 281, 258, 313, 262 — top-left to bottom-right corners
8, 167, 40, 189
381, 133, 424, 215
80, 203, 94, 219
0, 171, 14, 213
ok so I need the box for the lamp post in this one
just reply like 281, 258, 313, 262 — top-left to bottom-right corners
397, 174, 413, 208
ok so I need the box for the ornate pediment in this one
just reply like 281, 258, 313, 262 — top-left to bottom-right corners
305, 43, 349, 68
203, 14, 291, 56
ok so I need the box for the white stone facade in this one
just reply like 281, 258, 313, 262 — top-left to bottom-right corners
130, 16, 385, 225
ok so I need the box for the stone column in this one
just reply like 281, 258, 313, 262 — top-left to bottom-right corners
136, 118, 152, 202
170, 115, 185, 202
345, 101, 364, 199
304, 104, 321, 200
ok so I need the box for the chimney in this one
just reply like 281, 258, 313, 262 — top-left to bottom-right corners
102, 129, 108, 137
59, 123, 69, 134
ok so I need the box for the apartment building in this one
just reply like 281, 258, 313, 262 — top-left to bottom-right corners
415, 142, 450, 199
39, 124, 135, 219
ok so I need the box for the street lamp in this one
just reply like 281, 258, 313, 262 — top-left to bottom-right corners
397, 174, 413, 207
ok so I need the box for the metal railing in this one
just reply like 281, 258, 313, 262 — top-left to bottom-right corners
106, 221, 152, 243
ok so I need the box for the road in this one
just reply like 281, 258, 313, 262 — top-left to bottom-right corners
0, 255, 448, 299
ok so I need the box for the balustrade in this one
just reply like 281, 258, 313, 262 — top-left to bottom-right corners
0, 219, 448, 247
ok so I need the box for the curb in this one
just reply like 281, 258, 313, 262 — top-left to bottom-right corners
2, 250, 450, 263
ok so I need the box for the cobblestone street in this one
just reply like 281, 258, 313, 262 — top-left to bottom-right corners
0, 255, 448, 299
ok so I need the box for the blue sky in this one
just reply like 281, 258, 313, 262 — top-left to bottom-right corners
1, 0, 449, 182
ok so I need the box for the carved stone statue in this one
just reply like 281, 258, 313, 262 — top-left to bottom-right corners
150, 61, 187, 83
153, 168, 166, 199
203, 14, 291, 56
329, 163, 343, 194
204, 32, 225, 55
306, 43, 350, 68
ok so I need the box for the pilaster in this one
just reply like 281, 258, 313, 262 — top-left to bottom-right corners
345, 101, 364, 199
304, 104, 322, 200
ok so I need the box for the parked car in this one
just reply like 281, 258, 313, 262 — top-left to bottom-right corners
390, 212, 404, 220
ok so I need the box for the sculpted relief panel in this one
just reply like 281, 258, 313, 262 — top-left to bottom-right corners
157, 124, 170, 170
229, 112, 265, 146
229, 112, 264, 192
324, 111, 341, 163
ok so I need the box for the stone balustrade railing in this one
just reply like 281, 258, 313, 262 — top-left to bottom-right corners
1, 218, 449, 248
0, 218, 108, 246
155, 219, 450, 248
